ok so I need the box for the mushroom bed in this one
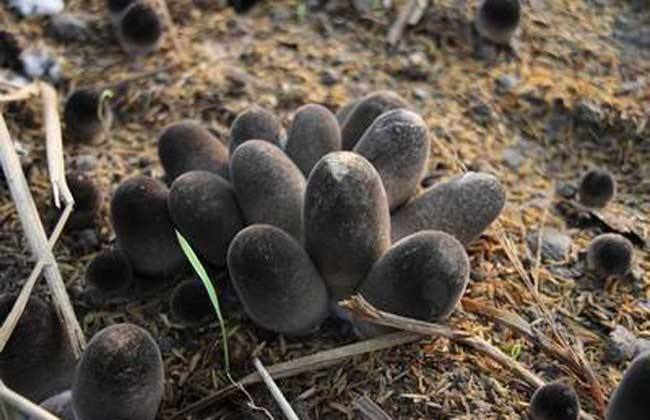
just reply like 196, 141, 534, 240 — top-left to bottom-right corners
0, 1, 649, 419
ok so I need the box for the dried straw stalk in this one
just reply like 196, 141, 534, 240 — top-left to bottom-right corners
0, 381, 59, 420
0, 84, 85, 356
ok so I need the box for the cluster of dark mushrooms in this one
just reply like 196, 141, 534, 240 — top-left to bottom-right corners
0, 0, 648, 419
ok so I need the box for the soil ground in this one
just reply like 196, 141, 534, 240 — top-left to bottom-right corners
0, 0, 649, 419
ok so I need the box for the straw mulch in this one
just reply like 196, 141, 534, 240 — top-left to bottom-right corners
0, 0, 648, 419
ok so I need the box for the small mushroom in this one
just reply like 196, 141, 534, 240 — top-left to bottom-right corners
57, 172, 103, 231
529, 382, 580, 420
227, 225, 329, 335
304, 152, 391, 301
116, 2, 163, 57
169, 278, 215, 326
230, 140, 305, 241
64, 89, 112, 144
586, 233, 634, 278
578, 168, 616, 209
157, 120, 230, 183
339, 90, 409, 150
355, 230, 469, 338
72, 324, 164, 420
474, 0, 522, 46
106, 0, 136, 25
606, 351, 650, 420
285, 104, 341, 177
229, 105, 284, 154
353, 108, 430, 211
168, 171, 244, 267
110, 175, 185, 278
85, 248, 133, 293
229, 0, 261, 14
0, 295, 76, 403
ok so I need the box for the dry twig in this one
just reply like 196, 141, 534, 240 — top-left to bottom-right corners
253, 358, 300, 420
0, 105, 85, 357
352, 395, 392, 420
386, 0, 428, 46
462, 299, 590, 381
0, 83, 39, 103
0, 381, 60, 420
0, 202, 73, 353
342, 295, 545, 389
172, 331, 423, 419
157, 0, 181, 52
39, 82, 73, 210
495, 222, 606, 414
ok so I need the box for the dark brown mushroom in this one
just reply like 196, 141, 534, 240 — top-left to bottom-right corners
72, 324, 164, 420
110, 175, 186, 278
0, 294, 76, 403
157, 120, 230, 183
304, 151, 391, 301
227, 224, 329, 335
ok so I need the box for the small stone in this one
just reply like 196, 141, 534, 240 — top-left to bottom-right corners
606, 325, 650, 363
573, 99, 603, 130
351, 0, 373, 13
73, 154, 98, 172
413, 88, 428, 101
556, 182, 577, 199
49, 13, 91, 42
319, 69, 338, 86
526, 228, 572, 262
502, 147, 526, 169
9, 0, 63, 16
470, 100, 494, 125
496, 74, 519, 93
19, 48, 61, 82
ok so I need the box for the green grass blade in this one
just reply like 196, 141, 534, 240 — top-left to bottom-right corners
175, 230, 230, 374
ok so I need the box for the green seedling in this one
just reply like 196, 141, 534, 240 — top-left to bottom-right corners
176, 230, 230, 373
